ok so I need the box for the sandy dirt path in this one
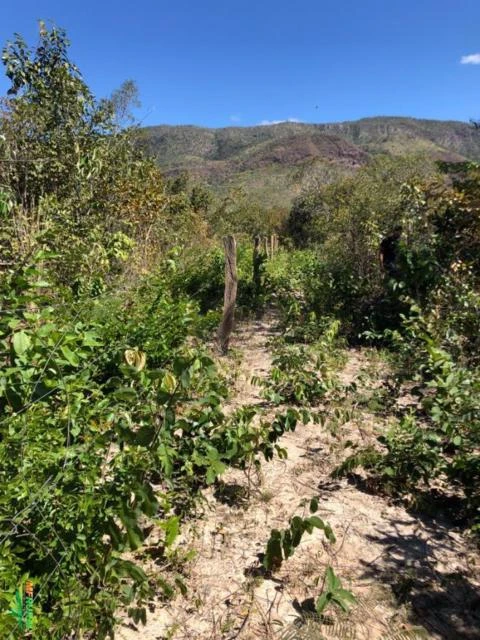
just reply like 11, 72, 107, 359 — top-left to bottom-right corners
118, 316, 479, 640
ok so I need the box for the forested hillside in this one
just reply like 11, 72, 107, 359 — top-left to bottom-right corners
141, 117, 480, 206
0, 23, 479, 640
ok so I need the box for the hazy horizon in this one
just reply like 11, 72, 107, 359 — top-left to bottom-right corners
142, 114, 474, 130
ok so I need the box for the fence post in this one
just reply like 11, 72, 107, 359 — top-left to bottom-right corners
217, 235, 238, 354
264, 236, 269, 259
253, 235, 262, 295
273, 233, 279, 253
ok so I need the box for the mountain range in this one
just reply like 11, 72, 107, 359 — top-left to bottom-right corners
140, 117, 480, 208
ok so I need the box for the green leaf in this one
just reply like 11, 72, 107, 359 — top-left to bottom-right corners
158, 443, 174, 477
325, 566, 340, 592
315, 592, 331, 615
206, 460, 226, 484
308, 515, 326, 530
263, 529, 283, 571
82, 331, 102, 347
122, 518, 143, 550
162, 516, 180, 547
60, 345, 80, 367
13, 331, 31, 356
113, 387, 137, 402
282, 528, 293, 559
290, 516, 304, 547
180, 368, 191, 388
174, 575, 188, 596
135, 425, 156, 446
323, 524, 336, 543
335, 588, 357, 609
117, 559, 147, 583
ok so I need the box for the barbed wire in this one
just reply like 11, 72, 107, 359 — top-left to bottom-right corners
0, 359, 120, 553
27, 307, 84, 406
0, 301, 80, 314
0, 348, 114, 441
0, 158, 54, 163
0, 474, 55, 547
0, 343, 119, 561
1, 339, 127, 638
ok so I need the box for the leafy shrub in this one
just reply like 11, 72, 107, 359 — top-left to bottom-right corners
257, 319, 342, 407
335, 305, 480, 519
262, 497, 335, 572
259, 344, 331, 406
171, 242, 271, 318
91, 263, 201, 371
334, 414, 442, 493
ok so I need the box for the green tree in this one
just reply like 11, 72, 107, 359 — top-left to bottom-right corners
1, 22, 114, 206
0, 23, 188, 292
190, 183, 213, 214
108, 79, 141, 126
166, 171, 189, 195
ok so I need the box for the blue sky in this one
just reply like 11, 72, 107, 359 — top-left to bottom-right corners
1, 0, 480, 127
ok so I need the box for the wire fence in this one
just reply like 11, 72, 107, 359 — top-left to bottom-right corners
1, 361, 122, 638
0, 266, 230, 638
1, 297, 112, 635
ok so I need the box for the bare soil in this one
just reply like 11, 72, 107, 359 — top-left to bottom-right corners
118, 316, 480, 640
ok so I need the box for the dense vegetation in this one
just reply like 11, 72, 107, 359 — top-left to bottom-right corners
0, 21, 479, 640
280, 154, 480, 525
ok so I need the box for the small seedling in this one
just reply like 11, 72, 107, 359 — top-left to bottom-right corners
262, 497, 335, 572
315, 566, 356, 616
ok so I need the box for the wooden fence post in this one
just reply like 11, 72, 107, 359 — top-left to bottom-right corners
217, 235, 238, 354
264, 236, 269, 259
253, 235, 262, 295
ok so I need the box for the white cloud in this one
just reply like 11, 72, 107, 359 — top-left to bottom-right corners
229, 114, 241, 123
259, 117, 302, 125
461, 53, 480, 65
